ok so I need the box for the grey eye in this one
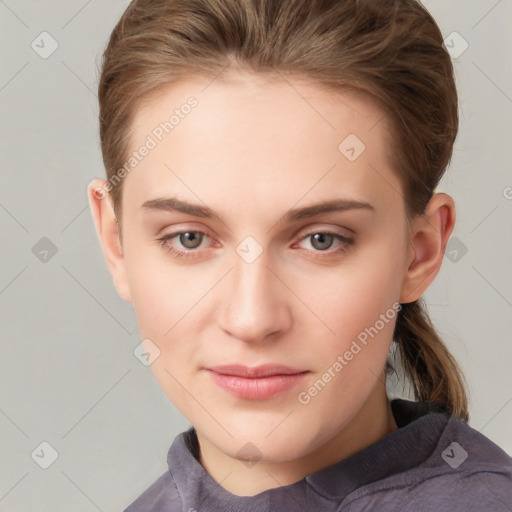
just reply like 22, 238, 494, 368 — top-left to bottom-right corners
310, 233, 334, 251
179, 232, 204, 249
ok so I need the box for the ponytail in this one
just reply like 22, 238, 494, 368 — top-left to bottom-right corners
393, 299, 469, 422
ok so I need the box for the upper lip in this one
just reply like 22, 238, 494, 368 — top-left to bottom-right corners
206, 364, 308, 378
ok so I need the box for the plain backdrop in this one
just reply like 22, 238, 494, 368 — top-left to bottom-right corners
1, 1, 511, 510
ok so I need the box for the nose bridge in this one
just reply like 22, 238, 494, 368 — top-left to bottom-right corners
219, 246, 290, 342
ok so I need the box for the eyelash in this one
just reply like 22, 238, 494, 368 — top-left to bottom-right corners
156, 230, 354, 260
296, 231, 355, 258
156, 232, 209, 260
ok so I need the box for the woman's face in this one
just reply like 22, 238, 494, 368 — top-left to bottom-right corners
116, 71, 413, 463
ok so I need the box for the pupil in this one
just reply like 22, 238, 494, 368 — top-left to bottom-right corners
180, 232, 202, 249
312, 233, 333, 250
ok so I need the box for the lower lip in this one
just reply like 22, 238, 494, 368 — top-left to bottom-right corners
207, 370, 308, 400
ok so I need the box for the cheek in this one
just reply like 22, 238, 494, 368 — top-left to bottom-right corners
294, 239, 405, 340
124, 249, 206, 412
293, 248, 403, 424
123, 241, 203, 335
123, 244, 216, 398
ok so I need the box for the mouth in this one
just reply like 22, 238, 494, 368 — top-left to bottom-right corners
205, 364, 310, 400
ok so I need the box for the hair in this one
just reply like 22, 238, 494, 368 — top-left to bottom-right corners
98, 0, 468, 421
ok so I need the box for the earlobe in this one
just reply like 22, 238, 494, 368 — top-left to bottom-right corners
87, 179, 132, 302
399, 193, 456, 304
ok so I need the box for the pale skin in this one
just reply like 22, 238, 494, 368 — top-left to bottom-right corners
88, 70, 455, 496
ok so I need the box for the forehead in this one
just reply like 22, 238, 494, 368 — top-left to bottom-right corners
131, 71, 387, 147
123, 72, 401, 219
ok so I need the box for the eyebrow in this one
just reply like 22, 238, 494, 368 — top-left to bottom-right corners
141, 197, 374, 223
285, 198, 374, 222
142, 198, 221, 220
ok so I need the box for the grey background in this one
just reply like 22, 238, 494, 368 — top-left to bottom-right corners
0, 0, 511, 510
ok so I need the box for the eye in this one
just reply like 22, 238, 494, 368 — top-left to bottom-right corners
309, 233, 335, 251
297, 231, 354, 254
176, 231, 204, 249
157, 230, 213, 259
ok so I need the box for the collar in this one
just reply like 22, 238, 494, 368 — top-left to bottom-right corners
167, 399, 450, 511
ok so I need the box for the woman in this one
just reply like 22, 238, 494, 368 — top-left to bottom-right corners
88, 0, 512, 509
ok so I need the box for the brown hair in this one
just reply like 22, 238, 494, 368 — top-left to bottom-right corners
98, 0, 468, 420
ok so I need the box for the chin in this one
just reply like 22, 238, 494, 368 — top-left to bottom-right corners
216, 419, 322, 463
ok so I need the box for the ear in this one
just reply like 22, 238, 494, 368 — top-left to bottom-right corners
87, 179, 132, 302
399, 193, 455, 304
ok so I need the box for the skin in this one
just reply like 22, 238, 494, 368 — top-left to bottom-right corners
88, 69, 455, 496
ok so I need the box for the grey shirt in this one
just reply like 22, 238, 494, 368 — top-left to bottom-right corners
124, 399, 512, 511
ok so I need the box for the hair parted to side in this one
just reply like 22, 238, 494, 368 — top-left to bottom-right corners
98, 0, 469, 420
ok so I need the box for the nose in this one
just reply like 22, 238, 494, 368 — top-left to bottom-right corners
218, 250, 292, 344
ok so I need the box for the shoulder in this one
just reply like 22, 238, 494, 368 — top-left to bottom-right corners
412, 417, 512, 509
123, 470, 181, 512
433, 415, 512, 481
443, 415, 512, 468
346, 416, 512, 511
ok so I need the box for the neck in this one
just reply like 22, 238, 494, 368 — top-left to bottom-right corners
196, 380, 397, 496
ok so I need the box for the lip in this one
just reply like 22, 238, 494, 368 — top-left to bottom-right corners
206, 364, 309, 400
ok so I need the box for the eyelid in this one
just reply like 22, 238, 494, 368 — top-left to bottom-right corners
294, 231, 353, 249
157, 222, 218, 241
294, 223, 355, 241
162, 230, 219, 249
156, 224, 355, 261
156, 229, 218, 262
156, 223, 221, 257
158, 224, 354, 242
